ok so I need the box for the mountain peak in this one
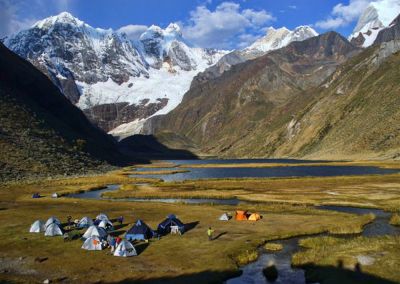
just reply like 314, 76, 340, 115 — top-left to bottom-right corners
165, 23, 182, 36
246, 25, 317, 53
350, 0, 400, 47
34, 11, 84, 29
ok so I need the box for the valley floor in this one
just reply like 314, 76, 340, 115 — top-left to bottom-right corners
0, 161, 400, 283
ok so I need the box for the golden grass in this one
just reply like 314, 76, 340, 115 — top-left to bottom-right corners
235, 250, 259, 266
389, 213, 400, 226
264, 243, 283, 251
292, 236, 400, 283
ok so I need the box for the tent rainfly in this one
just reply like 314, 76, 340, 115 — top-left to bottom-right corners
32, 193, 40, 199
219, 213, 230, 221
114, 240, 137, 257
77, 217, 94, 228
45, 216, 61, 228
95, 213, 109, 222
29, 220, 45, 233
44, 223, 63, 236
248, 213, 261, 221
81, 236, 103, 251
235, 210, 248, 221
126, 220, 154, 241
98, 220, 114, 231
157, 214, 185, 235
83, 225, 108, 240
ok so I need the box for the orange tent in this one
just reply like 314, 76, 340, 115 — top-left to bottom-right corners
248, 213, 261, 221
235, 210, 248, 221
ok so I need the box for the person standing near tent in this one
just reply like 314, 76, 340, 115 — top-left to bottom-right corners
67, 215, 72, 226
118, 216, 124, 225
207, 227, 214, 241
116, 236, 122, 246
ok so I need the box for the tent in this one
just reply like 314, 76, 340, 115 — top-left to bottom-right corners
77, 216, 94, 228
96, 213, 109, 222
81, 236, 103, 251
98, 220, 114, 231
157, 214, 185, 235
219, 213, 230, 221
83, 225, 108, 240
235, 210, 248, 221
32, 193, 40, 198
45, 216, 61, 228
126, 220, 154, 241
51, 193, 59, 198
248, 213, 261, 221
29, 220, 45, 233
114, 240, 137, 257
44, 223, 63, 236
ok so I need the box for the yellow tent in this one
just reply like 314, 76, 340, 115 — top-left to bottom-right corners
248, 213, 261, 221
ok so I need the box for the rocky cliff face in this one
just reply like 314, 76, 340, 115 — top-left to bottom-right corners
0, 42, 121, 181
374, 14, 400, 44
144, 32, 360, 156
4, 12, 226, 136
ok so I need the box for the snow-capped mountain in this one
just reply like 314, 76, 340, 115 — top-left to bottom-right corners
245, 26, 318, 54
349, 0, 400, 47
4, 12, 226, 136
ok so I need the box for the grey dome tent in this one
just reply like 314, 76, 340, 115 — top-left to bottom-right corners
77, 216, 94, 228
45, 217, 61, 228
82, 225, 107, 240
219, 213, 230, 221
157, 214, 185, 235
95, 213, 109, 222
44, 223, 63, 236
81, 236, 103, 251
29, 220, 45, 233
51, 193, 59, 198
114, 240, 137, 257
98, 219, 114, 231
126, 220, 154, 241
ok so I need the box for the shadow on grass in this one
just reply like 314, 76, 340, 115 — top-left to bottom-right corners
184, 221, 199, 233
212, 232, 227, 240
135, 242, 149, 256
102, 269, 241, 284
113, 223, 128, 231
302, 263, 397, 284
110, 230, 126, 237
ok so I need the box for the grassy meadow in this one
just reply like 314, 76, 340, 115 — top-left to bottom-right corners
0, 161, 400, 283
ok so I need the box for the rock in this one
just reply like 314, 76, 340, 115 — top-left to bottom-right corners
263, 261, 279, 282
356, 255, 375, 266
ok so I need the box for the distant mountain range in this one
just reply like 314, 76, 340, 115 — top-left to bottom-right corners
145, 13, 400, 160
3, 12, 317, 138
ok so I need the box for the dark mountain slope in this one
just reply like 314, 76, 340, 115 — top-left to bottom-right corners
0, 43, 121, 181
144, 32, 360, 156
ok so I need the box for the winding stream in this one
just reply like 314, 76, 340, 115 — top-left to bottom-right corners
68, 185, 399, 283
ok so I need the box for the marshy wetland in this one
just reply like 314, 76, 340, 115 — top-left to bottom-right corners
1, 159, 400, 283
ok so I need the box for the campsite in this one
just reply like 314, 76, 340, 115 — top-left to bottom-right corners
1, 161, 400, 283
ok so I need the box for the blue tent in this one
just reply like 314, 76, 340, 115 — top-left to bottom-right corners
32, 193, 41, 198
157, 214, 185, 235
125, 220, 154, 241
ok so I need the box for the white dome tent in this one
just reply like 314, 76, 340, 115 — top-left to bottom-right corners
45, 216, 61, 228
219, 213, 230, 221
83, 225, 108, 240
98, 219, 113, 231
95, 213, 109, 222
81, 236, 103, 251
77, 216, 94, 228
44, 223, 63, 236
29, 220, 45, 233
114, 240, 137, 257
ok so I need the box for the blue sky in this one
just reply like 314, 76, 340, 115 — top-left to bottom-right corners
0, 0, 376, 49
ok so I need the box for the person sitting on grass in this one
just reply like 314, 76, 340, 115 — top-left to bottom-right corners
207, 227, 214, 241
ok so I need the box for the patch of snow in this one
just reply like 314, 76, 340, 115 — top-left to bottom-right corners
356, 255, 375, 266
108, 119, 146, 140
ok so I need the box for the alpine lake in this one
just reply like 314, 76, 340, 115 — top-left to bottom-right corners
1, 159, 400, 283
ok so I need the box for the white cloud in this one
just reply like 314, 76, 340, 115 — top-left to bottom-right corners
182, 1, 275, 49
315, 0, 372, 29
0, 0, 38, 38
288, 5, 297, 9
118, 24, 148, 40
